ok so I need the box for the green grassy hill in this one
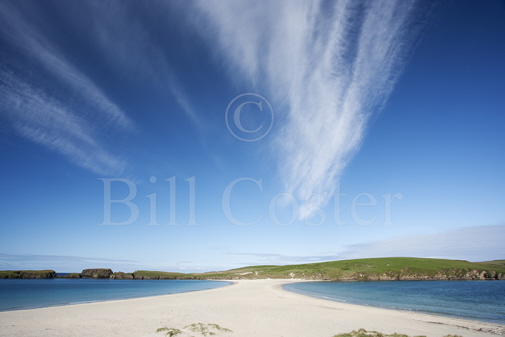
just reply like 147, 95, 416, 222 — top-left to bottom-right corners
182, 257, 505, 281
476, 259, 505, 268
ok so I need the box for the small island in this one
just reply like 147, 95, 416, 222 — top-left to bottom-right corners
0, 270, 56, 279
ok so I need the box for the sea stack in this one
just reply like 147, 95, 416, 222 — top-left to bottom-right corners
81, 269, 113, 279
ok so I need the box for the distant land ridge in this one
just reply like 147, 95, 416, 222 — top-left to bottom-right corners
2, 258, 505, 280
0, 270, 56, 279
198, 257, 505, 281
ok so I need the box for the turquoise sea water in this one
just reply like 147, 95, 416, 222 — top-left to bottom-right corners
0, 279, 231, 311
283, 281, 505, 325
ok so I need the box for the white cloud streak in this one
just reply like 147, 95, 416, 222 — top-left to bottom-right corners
0, 253, 141, 272
230, 225, 505, 265
0, 2, 133, 175
0, 253, 221, 274
0, 71, 127, 175
0, 2, 201, 175
336, 225, 505, 262
193, 0, 426, 218
67, 1, 202, 128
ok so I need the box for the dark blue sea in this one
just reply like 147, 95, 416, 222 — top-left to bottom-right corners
283, 281, 505, 325
0, 279, 231, 311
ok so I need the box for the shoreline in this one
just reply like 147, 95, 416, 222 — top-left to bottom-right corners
0, 279, 235, 313
281, 280, 505, 326
0, 279, 503, 337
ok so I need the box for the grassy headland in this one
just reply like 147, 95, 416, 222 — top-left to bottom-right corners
0, 270, 56, 279
194, 257, 505, 281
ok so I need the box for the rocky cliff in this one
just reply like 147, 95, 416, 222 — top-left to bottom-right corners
20, 270, 57, 279
81, 268, 113, 279
0, 270, 56, 279
336, 269, 505, 281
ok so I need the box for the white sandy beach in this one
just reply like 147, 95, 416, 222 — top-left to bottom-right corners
0, 279, 503, 337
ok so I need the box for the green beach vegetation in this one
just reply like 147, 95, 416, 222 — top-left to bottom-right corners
332, 329, 461, 337
156, 323, 232, 336
156, 327, 182, 337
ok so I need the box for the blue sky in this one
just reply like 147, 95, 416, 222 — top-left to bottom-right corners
1, 0, 504, 273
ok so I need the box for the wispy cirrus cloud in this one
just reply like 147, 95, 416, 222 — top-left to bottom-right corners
0, 1, 201, 175
230, 225, 505, 265
0, 71, 128, 175
0, 1, 133, 175
55, 1, 203, 129
0, 253, 220, 274
193, 0, 430, 218
335, 224, 505, 262
0, 253, 139, 272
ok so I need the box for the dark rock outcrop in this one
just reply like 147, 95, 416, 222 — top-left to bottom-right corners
81, 268, 113, 279
20, 270, 56, 279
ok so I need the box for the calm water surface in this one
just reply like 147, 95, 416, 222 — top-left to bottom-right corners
283, 280, 505, 325
0, 279, 231, 311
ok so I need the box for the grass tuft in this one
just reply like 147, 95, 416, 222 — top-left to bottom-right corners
332, 329, 461, 337
184, 323, 233, 336
157, 323, 232, 336
156, 327, 182, 336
